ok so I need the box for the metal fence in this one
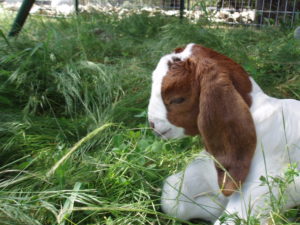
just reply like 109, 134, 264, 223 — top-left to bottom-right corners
162, 0, 300, 26
68, 0, 300, 26
3, 0, 300, 27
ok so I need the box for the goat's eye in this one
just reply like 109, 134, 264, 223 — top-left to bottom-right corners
170, 97, 185, 104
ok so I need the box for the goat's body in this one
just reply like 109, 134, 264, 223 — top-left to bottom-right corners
161, 152, 228, 222
249, 77, 300, 181
161, 77, 300, 224
220, 78, 300, 223
148, 43, 300, 223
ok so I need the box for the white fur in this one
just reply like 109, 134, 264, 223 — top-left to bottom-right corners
213, 77, 300, 224
161, 151, 228, 222
160, 77, 300, 223
148, 44, 194, 139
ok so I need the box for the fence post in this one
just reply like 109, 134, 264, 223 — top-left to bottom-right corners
75, 0, 79, 14
180, 0, 184, 19
8, 0, 36, 37
295, 27, 300, 39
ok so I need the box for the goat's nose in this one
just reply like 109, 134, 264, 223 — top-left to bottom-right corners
149, 121, 155, 129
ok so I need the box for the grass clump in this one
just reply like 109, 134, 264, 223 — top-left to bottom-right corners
0, 10, 299, 224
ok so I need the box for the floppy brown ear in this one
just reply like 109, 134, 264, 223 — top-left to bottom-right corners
197, 60, 257, 196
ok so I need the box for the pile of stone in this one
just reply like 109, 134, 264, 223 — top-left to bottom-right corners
184, 8, 255, 24
1, 0, 255, 24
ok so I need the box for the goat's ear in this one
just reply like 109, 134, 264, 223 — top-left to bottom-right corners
174, 47, 184, 53
197, 61, 257, 196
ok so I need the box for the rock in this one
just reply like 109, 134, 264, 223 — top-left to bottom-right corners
227, 17, 235, 23
234, 12, 245, 23
51, 0, 73, 7
218, 11, 229, 19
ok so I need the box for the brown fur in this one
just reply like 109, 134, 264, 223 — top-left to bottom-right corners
174, 47, 185, 53
161, 44, 257, 196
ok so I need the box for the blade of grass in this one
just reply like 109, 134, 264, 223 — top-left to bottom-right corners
46, 123, 113, 178
57, 182, 82, 225
0, 28, 12, 49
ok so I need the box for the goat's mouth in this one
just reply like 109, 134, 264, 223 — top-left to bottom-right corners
153, 128, 171, 138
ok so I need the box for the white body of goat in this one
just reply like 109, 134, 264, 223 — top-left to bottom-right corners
148, 43, 300, 224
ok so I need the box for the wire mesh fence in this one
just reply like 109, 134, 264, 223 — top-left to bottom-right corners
162, 0, 300, 26
2, 0, 300, 26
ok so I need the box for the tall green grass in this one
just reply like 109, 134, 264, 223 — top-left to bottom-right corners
0, 10, 300, 224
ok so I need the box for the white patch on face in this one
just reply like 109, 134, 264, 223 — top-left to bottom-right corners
148, 43, 194, 139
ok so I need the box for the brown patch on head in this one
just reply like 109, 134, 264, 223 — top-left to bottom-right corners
162, 58, 200, 135
174, 47, 185, 54
161, 44, 256, 196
